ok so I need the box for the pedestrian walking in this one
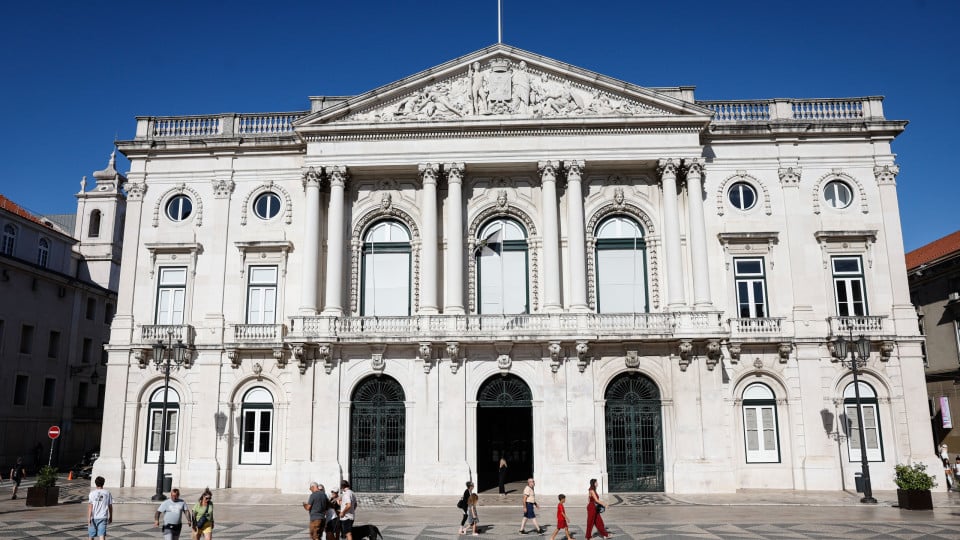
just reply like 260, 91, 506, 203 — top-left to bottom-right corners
457, 480, 474, 534
549, 494, 574, 540
303, 482, 328, 540
324, 489, 341, 540
9, 457, 26, 500
498, 456, 508, 496
191, 488, 215, 540
518, 477, 544, 535
154, 488, 191, 540
465, 493, 480, 536
338, 480, 357, 540
585, 478, 611, 539
87, 476, 113, 540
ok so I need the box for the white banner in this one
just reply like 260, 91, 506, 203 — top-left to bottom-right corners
941, 396, 953, 429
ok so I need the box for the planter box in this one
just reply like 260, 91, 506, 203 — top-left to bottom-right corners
896, 488, 933, 510
25, 486, 60, 507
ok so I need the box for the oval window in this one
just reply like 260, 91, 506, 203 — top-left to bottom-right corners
823, 180, 853, 209
728, 182, 757, 210
165, 195, 193, 222
254, 192, 281, 220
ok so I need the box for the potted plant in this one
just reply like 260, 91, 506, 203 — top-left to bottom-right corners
25, 466, 60, 507
893, 462, 936, 510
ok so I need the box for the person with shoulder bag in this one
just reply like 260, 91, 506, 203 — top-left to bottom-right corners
192, 489, 215, 540
586, 478, 611, 539
457, 481, 474, 534
155, 488, 191, 540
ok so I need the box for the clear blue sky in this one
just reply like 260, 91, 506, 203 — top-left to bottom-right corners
1, 0, 956, 251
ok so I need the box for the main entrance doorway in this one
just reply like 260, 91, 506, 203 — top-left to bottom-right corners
605, 372, 664, 491
476, 374, 533, 492
350, 376, 405, 492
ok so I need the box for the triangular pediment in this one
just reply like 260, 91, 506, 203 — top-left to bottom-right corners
296, 45, 712, 131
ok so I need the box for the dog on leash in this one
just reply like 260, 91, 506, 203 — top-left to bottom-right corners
351, 524, 383, 540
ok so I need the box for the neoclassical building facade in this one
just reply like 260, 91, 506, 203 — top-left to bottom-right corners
96, 45, 933, 495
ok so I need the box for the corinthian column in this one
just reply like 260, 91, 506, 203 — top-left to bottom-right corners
418, 163, 440, 314
684, 158, 712, 309
444, 163, 465, 314
300, 167, 322, 314
322, 165, 348, 316
564, 160, 589, 312
539, 160, 562, 312
658, 158, 685, 309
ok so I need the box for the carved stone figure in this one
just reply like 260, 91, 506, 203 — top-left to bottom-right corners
380, 192, 392, 211
511, 61, 530, 114
496, 189, 508, 208
613, 187, 625, 207
470, 62, 486, 115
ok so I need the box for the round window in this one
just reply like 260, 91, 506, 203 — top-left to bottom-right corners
253, 192, 282, 220
823, 180, 853, 209
165, 195, 193, 221
728, 182, 757, 210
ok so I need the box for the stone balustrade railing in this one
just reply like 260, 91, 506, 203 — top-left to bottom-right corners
229, 323, 287, 343
140, 324, 196, 345
136, 112, 308, 140
699, 96, 884, 123
729, 317, 785, 337
828, 315, 890, 337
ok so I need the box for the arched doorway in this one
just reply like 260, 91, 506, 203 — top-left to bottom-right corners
350, 376, 405, 492
605, 373, 663, 491
476, 374, 533, 492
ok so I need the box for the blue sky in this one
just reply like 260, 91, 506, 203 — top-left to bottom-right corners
1, 0, 956, 251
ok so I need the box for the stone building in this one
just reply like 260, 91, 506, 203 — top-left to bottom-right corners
907, 230, 960, 454
95, 45, 932, 495
0, 155, 124, 469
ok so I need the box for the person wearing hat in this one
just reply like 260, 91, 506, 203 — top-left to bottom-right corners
458, 480, 475, 535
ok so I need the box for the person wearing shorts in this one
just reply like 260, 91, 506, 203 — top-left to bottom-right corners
338, 480, 356, 540
87, 476, 113, 540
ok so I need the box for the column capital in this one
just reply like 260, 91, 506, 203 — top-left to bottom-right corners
657, 158, 681, 178
563, 159, 585, 179
874, 164, 899, 186
683, 158, 705, 179
302, 166, 323, 190
444, 162, 465, 184
125, 182, 148, 201
418, 163, 440, 185
324, 165, 349, 188
778, 166, 802, 187
538, 160, 561, 182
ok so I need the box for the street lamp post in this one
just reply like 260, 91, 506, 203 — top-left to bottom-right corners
151, 331, 187, 502
833, 330, 877, 504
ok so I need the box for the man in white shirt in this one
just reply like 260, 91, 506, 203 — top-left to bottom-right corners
87, 476, 113, 540
338, 480, 356, 540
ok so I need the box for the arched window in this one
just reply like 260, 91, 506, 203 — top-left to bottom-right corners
477, 218, 528, 314
240, 387, 274, 464
88, 209, 102, 238
37, 238, 49, 268
741, 383, 780, 463
165, 195, 193, 222
253, 192, 282, 220
843, 382, 883, 462
595, 216, 647, 313
146, 387, 180, 464
361, 220, 411, 316
2, 224, 16, 255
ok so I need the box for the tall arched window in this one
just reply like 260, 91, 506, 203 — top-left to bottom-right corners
88, 209, 102, 238
843, 381, 883, 462
741, 383, 780, 463
146, 387, 180, 463
37, 238, 49, 268
477, 218, 529, 314
2, 224, 16, 255
595, 216, 647, 313
361, 220, 411, 316
240, 387, 274, 464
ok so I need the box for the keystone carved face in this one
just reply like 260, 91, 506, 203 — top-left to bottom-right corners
613, 187, 625, 206
380, 192, 392, 211
496, 189, 508, 208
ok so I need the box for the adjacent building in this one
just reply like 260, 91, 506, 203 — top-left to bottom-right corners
95, 45, 932, 495
907, 230, 960, 454
0, 155, 125, 469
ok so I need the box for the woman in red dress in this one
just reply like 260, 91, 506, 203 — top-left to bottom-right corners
585, 478, 611, 539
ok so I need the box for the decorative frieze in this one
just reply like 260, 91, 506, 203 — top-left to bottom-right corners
778, 167, 802, 187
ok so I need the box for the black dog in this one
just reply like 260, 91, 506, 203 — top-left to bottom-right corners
351, 524, 383, 540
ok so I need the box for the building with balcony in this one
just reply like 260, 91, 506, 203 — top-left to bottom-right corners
95, 45, 932, 495
907, 230, 960, 455
0, 155, 125, 469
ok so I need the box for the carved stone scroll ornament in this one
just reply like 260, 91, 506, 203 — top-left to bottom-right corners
778, 343, 793, 363
317, 343, 334, 374
874, 164, 899, 186
125, 182, 147, 201
625, 349, 640, 369
227, 348, 240, 369
497, 354, 512, 373
727, 342, 742, 363
778, 167, 802, 187
371, 353, 386, 374
705, 339, 722, 371
134, 348, 148, 369
575, 341, 591, 373
880, 341, 895, 361
252, 362, 263, 380
446, 342, 461, 374
548, 342, 562, 373
678, 340, 693, 372
419, 342, 433, 374
212, 178, 235, 199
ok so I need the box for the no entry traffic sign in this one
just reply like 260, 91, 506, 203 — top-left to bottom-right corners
48, 426, 60, 439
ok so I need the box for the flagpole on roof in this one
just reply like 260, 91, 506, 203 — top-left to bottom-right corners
498, 0, 502, 44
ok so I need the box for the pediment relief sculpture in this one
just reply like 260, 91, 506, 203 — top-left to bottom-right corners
345, 58, 670, 123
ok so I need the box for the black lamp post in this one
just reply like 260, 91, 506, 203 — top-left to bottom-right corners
151, 331, 187, 502
833, 331, 877, 504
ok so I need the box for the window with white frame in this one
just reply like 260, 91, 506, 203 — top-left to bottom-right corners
2, 224, 16, 255
844, 381, 883, 462
742, 383, 780, 463
477, 218, 529, 314
246, 266, 278, 324
165, 195, 193, 222
37, 238, 49, 268
253, 192, 282, 220
146, 387, 179, 464
823, 180, 853, 209
734, 258, 767, 318
240, 387, 273, 464
361, 221, 411, 316
832, 256, 867, 316
595, 216, 648, 313
156, 267, 187, 324
728, 182, 757, 211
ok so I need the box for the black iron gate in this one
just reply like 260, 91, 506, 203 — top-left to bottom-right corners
605, 373, 663, 492
350, 376, 405, 492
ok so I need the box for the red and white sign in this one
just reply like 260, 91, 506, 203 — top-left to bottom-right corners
48, 426, 61, 440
